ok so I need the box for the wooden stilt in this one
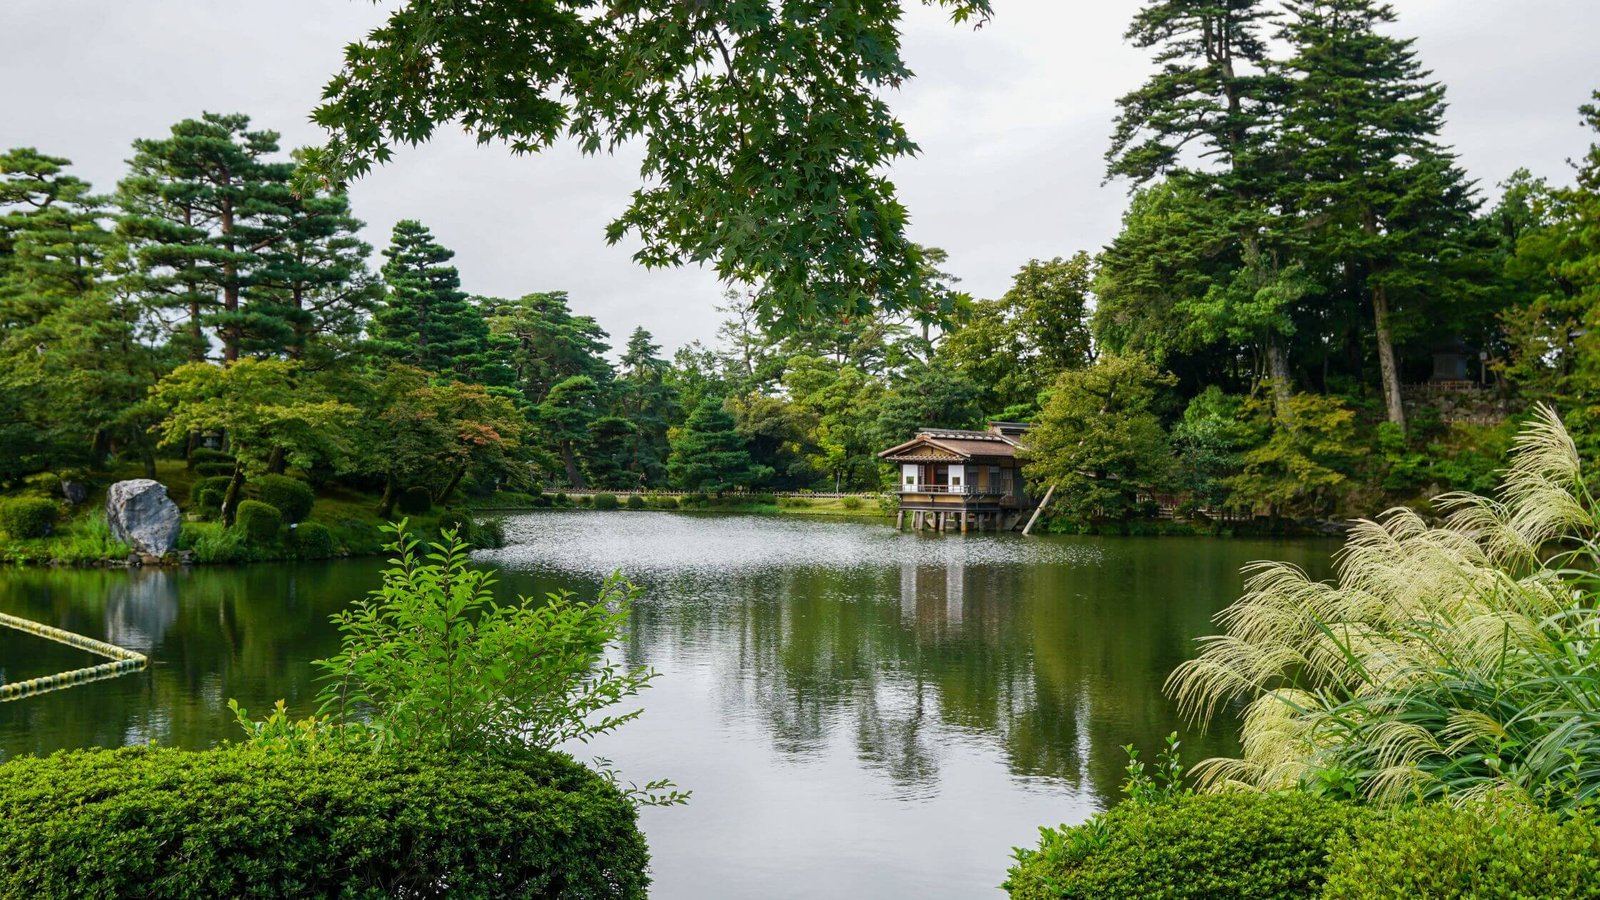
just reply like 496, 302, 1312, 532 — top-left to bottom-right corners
896, 509, 904, 531
959, 511, 968, 534
913, 511, 923, 530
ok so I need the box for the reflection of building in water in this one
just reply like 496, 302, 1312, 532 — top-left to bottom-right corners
898, 561, 966, 630
104, 569, 179, 654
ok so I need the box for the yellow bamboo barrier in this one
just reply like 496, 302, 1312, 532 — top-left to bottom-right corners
0, 611, 148, 701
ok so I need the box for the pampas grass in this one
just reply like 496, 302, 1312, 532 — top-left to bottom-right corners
1168, 406, 1600, 812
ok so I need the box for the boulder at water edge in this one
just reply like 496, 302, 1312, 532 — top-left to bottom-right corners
106, 480, 181, 556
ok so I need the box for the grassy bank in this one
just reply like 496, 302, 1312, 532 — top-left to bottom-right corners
0, 461, 498, 567
470, 491, 889, 520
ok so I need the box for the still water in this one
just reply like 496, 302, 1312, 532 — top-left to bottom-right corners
0, 512, 1332, 897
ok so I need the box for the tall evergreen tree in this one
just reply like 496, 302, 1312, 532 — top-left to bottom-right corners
116, 113, 293, 362
0, 149, 114, 331
1277, 0, 1479, 431
253, 186, 379, 361
613, 327, 677, 487
668, 396, 767, 493
484, 291, 612, 404
374, 220, 496, 380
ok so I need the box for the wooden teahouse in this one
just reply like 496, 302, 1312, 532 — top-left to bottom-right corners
879, 422, 1035, 533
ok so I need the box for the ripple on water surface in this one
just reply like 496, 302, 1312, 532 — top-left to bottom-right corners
478, 510, 1104, 577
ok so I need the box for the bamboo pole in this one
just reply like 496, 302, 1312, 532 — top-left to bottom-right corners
1021, 483, 1057, 536
0, 612, 148, 702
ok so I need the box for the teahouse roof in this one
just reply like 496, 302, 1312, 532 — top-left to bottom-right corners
878, 425, 1029, 463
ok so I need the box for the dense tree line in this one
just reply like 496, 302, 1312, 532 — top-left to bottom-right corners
2, 0, 1597, 529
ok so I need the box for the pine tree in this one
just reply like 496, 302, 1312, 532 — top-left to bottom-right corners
1277, 0, 1479, 431
116, 113, 293, 362
0, 148, 115, 331
614, 327, 677, 487
667, 395, 766, 493
374, 220, 496, 380
252, 187, 379, 361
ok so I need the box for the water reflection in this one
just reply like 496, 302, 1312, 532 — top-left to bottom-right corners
1, 512, 1334, 899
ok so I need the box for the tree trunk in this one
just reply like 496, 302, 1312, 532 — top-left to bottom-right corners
221, 461, 246, 527
141, 444, 157, 480
185, 431, 200, 470
561, 441, 587, 489
221, 196, 239, 363
266, 446, 286, 475
290, 285, 305, 360
436, 464, 467, 505
1265, 333, 1294, 421
376, 476, 398, 519
1371, 284, 1407, 432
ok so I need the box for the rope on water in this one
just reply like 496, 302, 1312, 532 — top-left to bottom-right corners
0, 611, 149, 701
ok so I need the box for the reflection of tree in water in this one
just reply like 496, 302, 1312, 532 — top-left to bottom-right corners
619, 539, 1330, 807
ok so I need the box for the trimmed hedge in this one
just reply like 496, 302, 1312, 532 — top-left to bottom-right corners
593, 493, 620, 510
193, 461, 237, 478
397, 486, 433, 514
235, 500, 282, 544
0, 744, 649, 899
290, 522, 335, 560
249, 474, 314, 523
1321, 803, 1600, 899
188, 448, 234, 466
1005, 793, 1373, 900
0, 497, 59, 539
189, 475, 233, 508
625, 494, 647, 510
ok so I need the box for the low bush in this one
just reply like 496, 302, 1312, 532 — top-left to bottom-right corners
235, 500, 282, 545
594, 493, 620, 510
435, 509, 506, 549
683, 492, 710, 506
1005, 792, 1374, 900
555, 491, 570, 505
180, 522, 255, 564
625, 494, 647, 510
193, 461, 237, 478
188, 475, 233, 508
249, 474, 314, 523
841, 496, 862, 510
290, 522, 335, 560
0, 744, 650, 899
0, 497, 59, 539
397, 486, 433, 515
576, 494, 592, 506
1321, 803, 1600, 899
651, 496, 680, 510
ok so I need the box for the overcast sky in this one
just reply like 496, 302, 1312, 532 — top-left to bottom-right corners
4, 1, 1598, 355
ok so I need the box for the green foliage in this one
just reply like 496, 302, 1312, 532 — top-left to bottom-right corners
669, 396, 769, 492
1320, 803, 1600, 899
0, 496, 58, 538
234, 499, 282, 545
180, 522, 256, 564
1005, 792, 1371, 900
625, 494, 646, 510
290, 521, 336, 560
1025, 353, 1176, 523
396, 486, 432, 514
373, 220, 503, 383
188, 475, 233, 508
302, 0, 993, 327
841, 496, 862, 510
0, 744, 649, 900
192, 461, 236, 478
1170, 409, 1600, 813
248, 474, 314, 523
593, 493, 620, 510
1226, 393, 1360, 518
187, 448, 234, 466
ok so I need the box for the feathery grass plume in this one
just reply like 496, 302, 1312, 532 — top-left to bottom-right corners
1168, 406, 1600, 813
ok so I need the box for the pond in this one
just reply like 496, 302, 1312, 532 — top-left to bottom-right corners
0, 511, 1333, 898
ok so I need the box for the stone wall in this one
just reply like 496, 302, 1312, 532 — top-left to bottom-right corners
1400, 383, 1515, 427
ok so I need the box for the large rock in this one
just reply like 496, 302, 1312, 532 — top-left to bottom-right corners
106, 480, 181, 557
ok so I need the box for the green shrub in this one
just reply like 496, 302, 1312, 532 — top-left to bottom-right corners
555, 491, 569, 505
235, 500, 282, 545
290, 522, 336, 560
0, 497, 58, 538
842, 496, 862, 510
193, 461, 236, 478
1005, 793, 1373, 900
625, 494, 647, 510
594, 493, 620, 510
188, 448, 234, 466
651, 496, 680, 510
249, 474, 314, 523
180, 522, 255, 564
0, 744, 649, 900
577, 494, 592, 506
1321, 803, 1600, 900
397, 486, 432, 514
189, 475, 233, 508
